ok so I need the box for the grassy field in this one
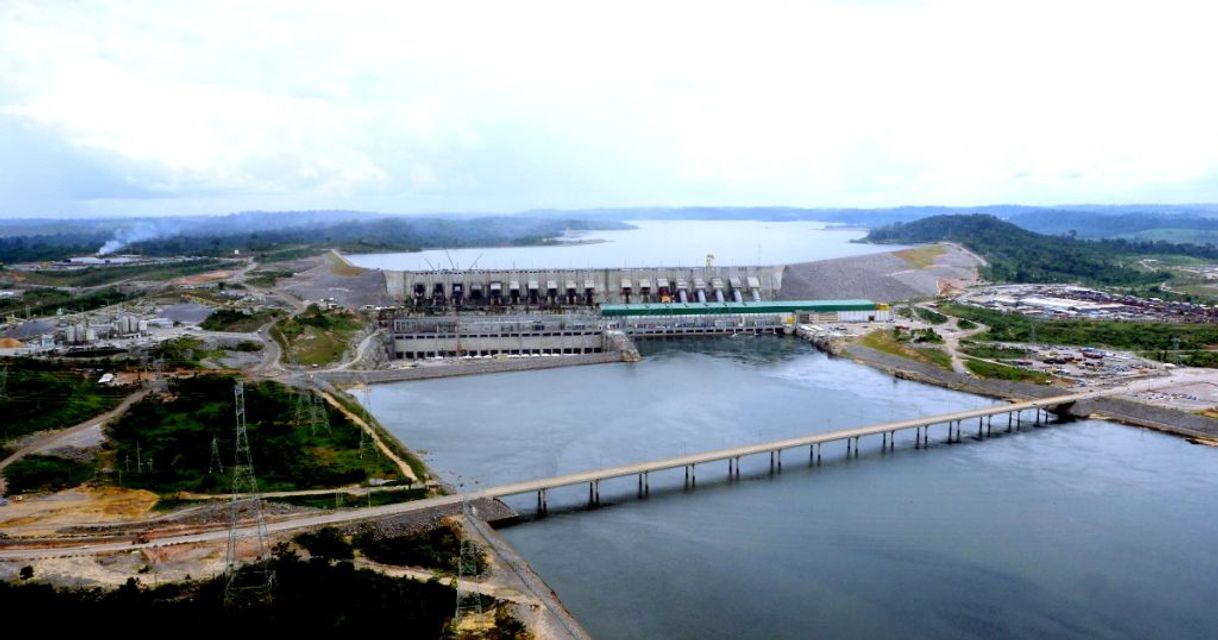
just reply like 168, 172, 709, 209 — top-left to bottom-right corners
963, 357, 1053, 384
0, 286, 131, 317
859, 329, 952, 369
0, 359, 130, 446
274, 306, 365, 367
12, 259, 229, 288
199, 308, 281, 332
103, 376, 403, 495
893, 244, 946, 268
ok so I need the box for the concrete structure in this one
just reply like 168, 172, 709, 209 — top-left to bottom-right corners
382, 300, 890, 358
386, 314, 608, 359
384, 265, 783, 310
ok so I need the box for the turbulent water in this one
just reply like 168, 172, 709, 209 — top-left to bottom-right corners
366, 338, 1218, 639
344, 219, 902, 271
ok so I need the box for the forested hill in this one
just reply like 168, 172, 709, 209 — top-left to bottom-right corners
864, 214, 1167, 286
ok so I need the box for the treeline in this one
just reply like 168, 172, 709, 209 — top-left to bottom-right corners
1007, 209, 1218, 240
865, 214, 1179, 286
0, 213, 631, 263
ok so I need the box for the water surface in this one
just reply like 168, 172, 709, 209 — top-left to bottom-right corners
345, 219, 900, 270
367, 338, 1218, 639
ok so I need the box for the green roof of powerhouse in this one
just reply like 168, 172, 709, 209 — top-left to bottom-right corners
599, 299, 879, 317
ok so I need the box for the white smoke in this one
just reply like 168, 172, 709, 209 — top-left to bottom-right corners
97, 221, 182, 255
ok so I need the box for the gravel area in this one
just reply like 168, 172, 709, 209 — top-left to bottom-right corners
780, 242, 983, 302
282, 255, 393, 309
160, 303, 214, 324
844, 344, 1218, 440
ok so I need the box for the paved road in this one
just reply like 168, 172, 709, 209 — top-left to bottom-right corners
0, 382, 1164, 559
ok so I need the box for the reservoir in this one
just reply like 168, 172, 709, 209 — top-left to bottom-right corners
344, 219, 900, 271
367, 338, 1218, 639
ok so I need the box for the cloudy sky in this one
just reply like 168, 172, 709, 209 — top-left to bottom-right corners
2, 0, 1216, 217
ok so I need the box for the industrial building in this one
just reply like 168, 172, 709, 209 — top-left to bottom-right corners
383, 299, 889, 360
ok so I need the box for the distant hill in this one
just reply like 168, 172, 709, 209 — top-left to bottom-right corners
1006, 209, 1218, 240
864, 214, 1167, 286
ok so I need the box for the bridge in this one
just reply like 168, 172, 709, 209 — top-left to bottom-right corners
0, 385, 1146, 559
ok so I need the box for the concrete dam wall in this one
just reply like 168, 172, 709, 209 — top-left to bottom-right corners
384, 266, 784, 309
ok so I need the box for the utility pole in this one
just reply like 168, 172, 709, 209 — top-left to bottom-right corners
224, 381, 274, 606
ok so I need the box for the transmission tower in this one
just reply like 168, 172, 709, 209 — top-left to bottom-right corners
453, 482, 486, 636
293, 382, 329, 435
225, 381, 274, 605
0, 364, 7, 400
208, 435, 224, 475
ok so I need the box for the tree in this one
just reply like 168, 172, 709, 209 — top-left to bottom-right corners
19, 565, 33, 580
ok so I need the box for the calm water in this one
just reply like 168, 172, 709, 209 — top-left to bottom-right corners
366, 338, 1218, 639
344, 219, 901, 270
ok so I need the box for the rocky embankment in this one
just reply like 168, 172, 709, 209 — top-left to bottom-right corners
844, 344, 1218, 443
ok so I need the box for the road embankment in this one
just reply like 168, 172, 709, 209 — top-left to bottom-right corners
319, 351, 629, 385
843, 344, 1218, 443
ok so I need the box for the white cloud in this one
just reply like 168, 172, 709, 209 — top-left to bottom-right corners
1, 0, 1217, 216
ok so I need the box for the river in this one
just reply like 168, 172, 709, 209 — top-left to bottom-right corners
344, 219, 901, 271
366, 337, 1218, 639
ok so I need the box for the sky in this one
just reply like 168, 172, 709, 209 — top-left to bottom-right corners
2, 0, 1217, 218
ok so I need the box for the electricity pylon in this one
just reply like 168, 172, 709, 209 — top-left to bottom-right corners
453, 481, 486, 637
224, 382, 274, 605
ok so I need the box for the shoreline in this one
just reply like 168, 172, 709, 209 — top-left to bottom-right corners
839, 342, 1218, 444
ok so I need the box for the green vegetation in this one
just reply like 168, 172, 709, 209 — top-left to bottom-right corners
0, 359, 129, 445
148, 337, 218, 368
103, 376, 402, 495
13, 259, 229, 288
233, 340, 264, 352
329, 388, 431, 482
915, 307, 948, 324
246, 269, 295, 288
859, 328, 951, 369
866, 214, 1169, 286
0, 287, 131, 317
274, 306, 365, 367
353, 524, 487, 575
200, 308, 280, 332
942, 302, 1218, 353
956, 318, 977, 330
963, 358, 1052, 384
2, 455, 96, 494
959, 341, 1030, 360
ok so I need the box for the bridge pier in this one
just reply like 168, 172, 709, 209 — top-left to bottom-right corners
684, 464, 697, 488
735, 456, 741, 479
769, 451, 775, 474
1036, 407, 1042, 426
588, 480, 601, 507
537, 488, 548, 516
977, 417, 983, 440
987, 415, 992, 436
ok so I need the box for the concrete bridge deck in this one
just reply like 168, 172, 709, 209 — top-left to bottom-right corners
0, 385, 1147, 559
